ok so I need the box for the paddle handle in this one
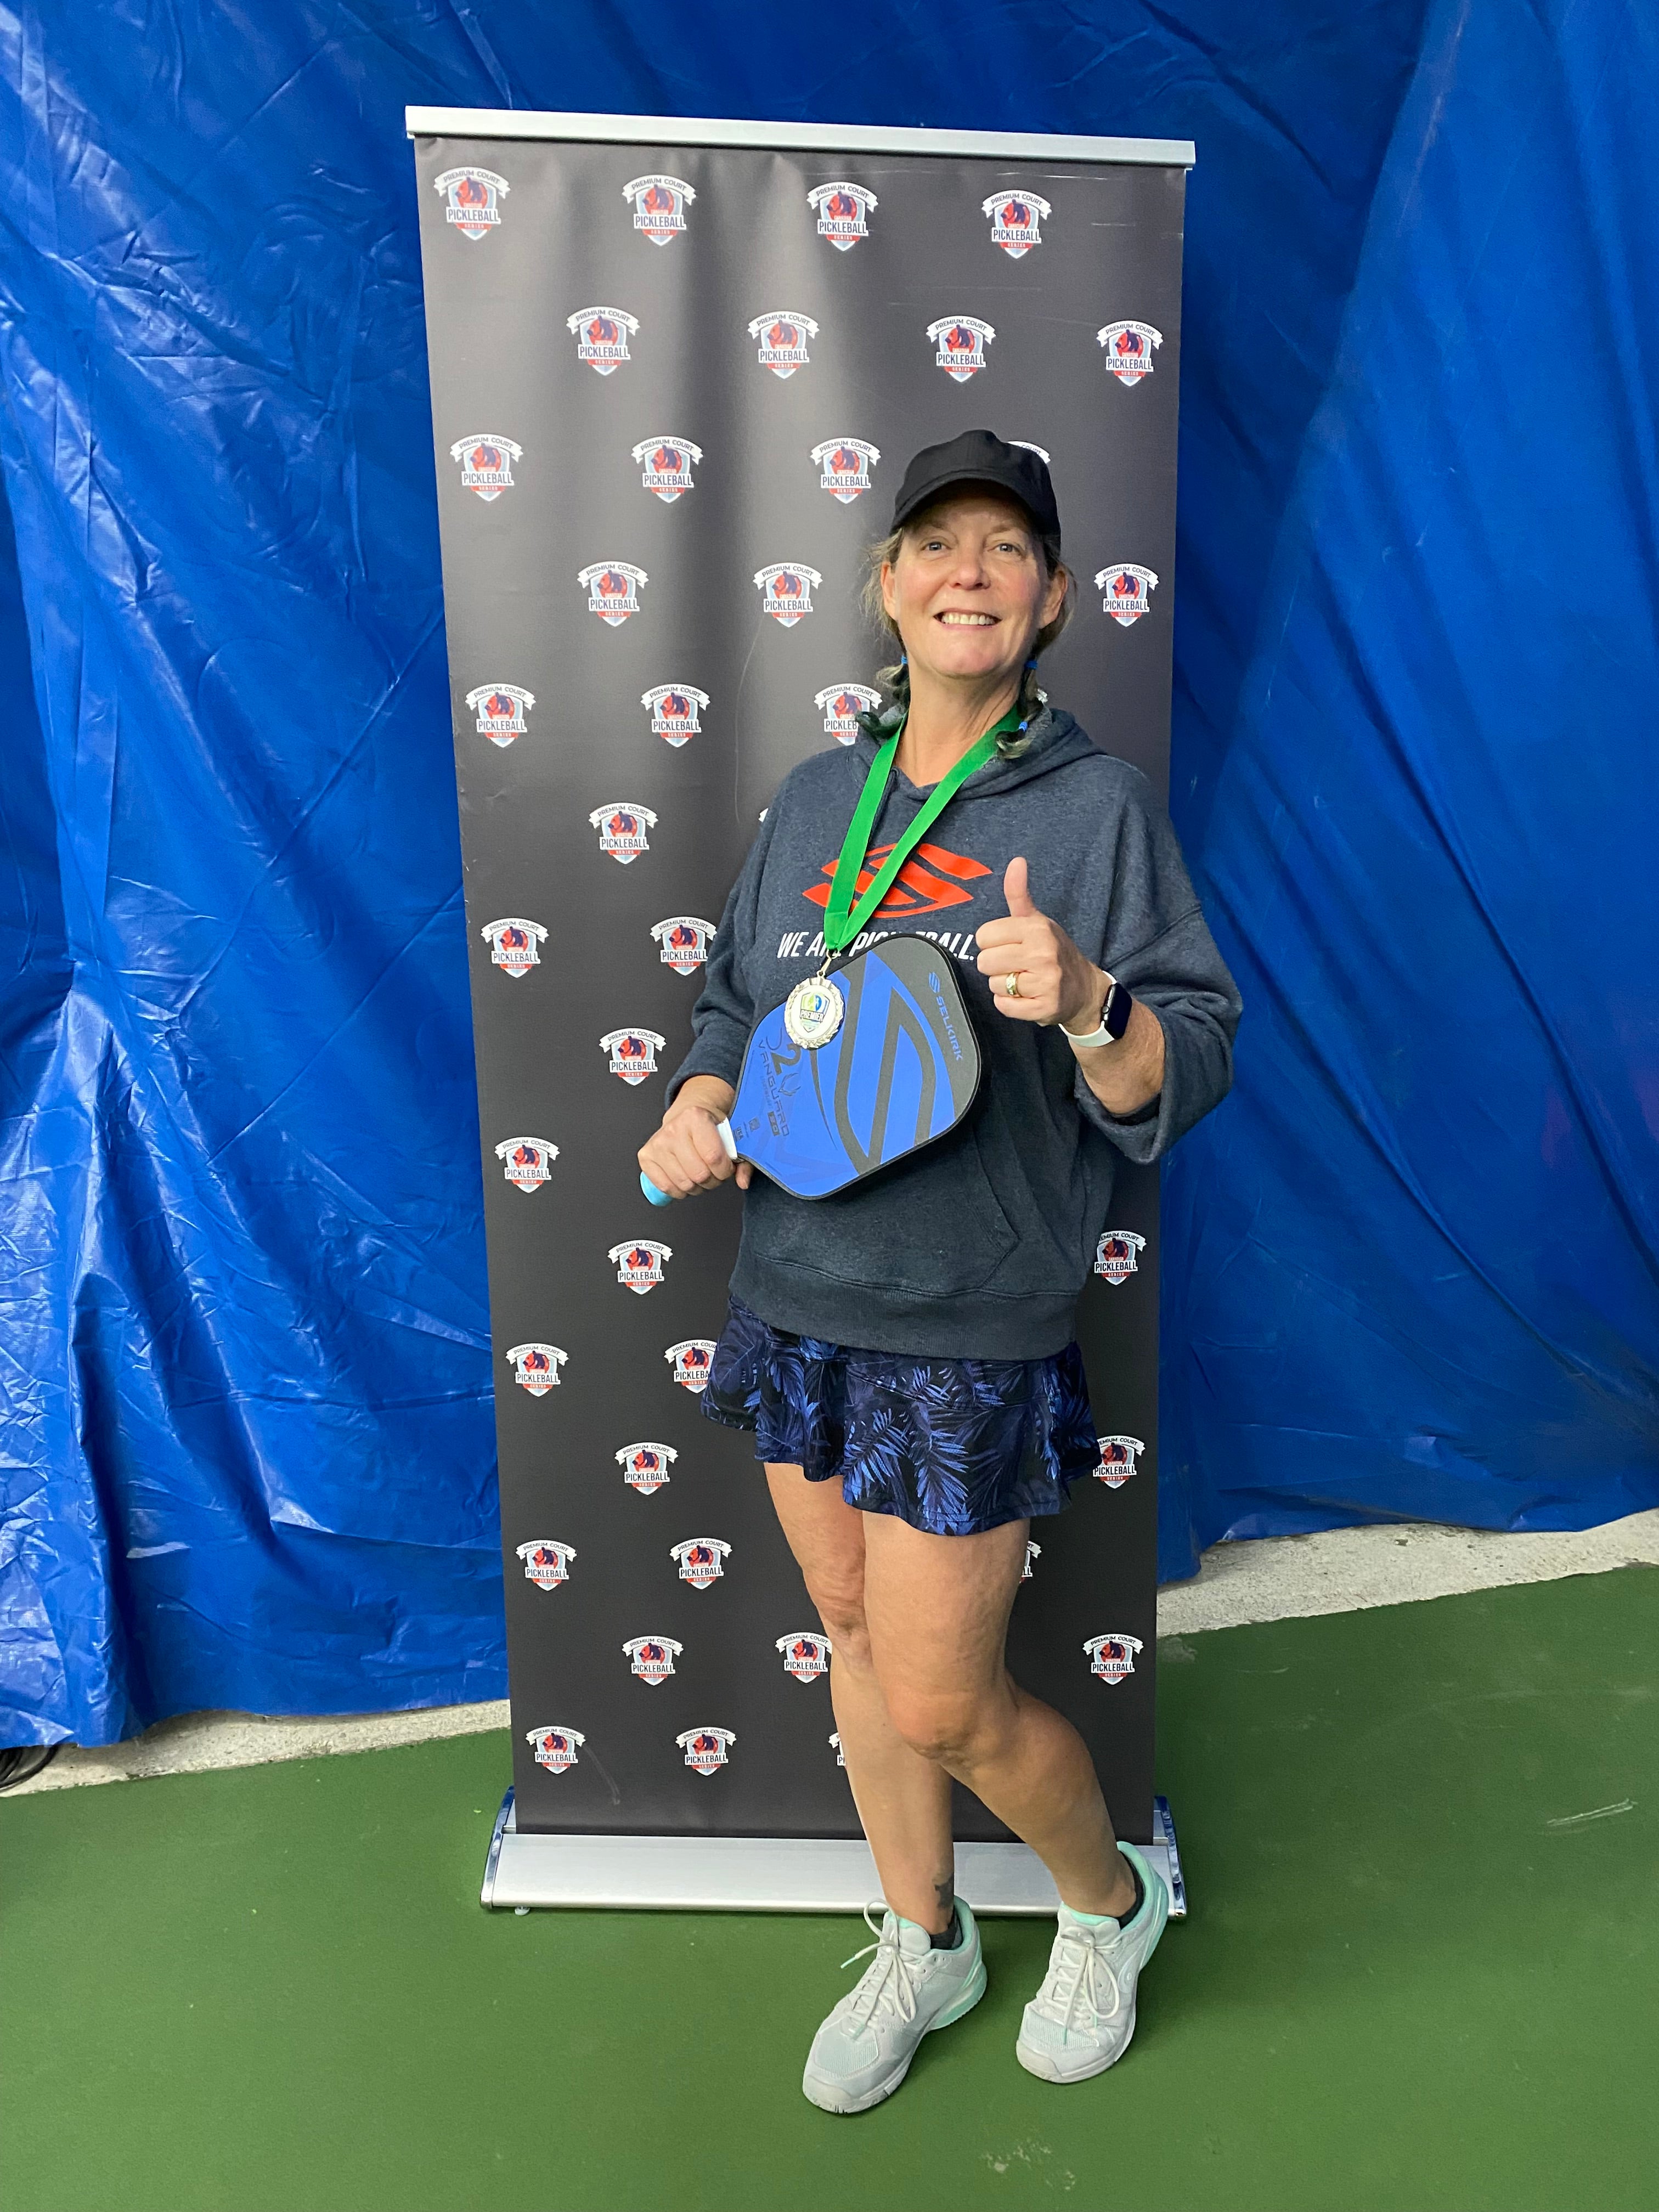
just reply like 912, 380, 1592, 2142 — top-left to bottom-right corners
640, 1118, 737, 1205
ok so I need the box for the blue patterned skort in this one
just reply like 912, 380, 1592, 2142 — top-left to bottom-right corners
701, 1297, 1099, 1536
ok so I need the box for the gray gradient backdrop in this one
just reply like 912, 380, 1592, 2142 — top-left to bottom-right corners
413, 127, 1185, 1841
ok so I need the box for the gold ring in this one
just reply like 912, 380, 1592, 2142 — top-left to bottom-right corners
1006, 973, 1020, 998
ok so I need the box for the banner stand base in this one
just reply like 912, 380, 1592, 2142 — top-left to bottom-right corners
481, 1790, 1187, 1918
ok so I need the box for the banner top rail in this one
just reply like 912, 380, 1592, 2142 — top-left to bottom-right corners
404, 107, 1195, 168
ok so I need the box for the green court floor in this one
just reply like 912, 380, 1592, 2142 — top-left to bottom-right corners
3, 1568, 1655, 2212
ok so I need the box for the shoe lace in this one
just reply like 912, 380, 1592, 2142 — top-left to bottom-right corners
837, 1903, 921, 2033
1033, 1921, 1124, 2035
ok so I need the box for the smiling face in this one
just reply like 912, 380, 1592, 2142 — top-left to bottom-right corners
880, 490, 1066, 693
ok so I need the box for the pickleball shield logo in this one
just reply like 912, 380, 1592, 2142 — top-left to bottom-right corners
616, 1441, 677, 1494
579, 562, 646, 624
623, 1635, 682, 1686
567, 305, 638, 374
811, 438, 878, 503
776, 1632, 832, 1683
1094, 1229, 1146, 1284
1097, 320, 1163, 386
600, 1028, 665, 1085
436, 167, 507, 239
609, 1239, 671, 1294
516, 1539, 574, 1590
809, 180, 876, 248
624, 173, 694, 243
981, 190, 1049, 256
754, 563, 821, 627
1096, 1435, 1144, 1488
505, 1342, 566, 1396
465, 684, 534, 746
671, 1536, 729, 1587
495, 1138, 557, 1193
665, 1342, 716, 1393
642, 684, 707, 746
749, 311, 817, 378
816, 684, 881, 743
632, 437, 701, 500
927, 317, 994, 381
482, 917, 545, 977
1084, 1633, 1144, 1685
677, 1726, 735, 1776
449, 435, 521, 500
651, 917, 714, 975
527, 1725, 583, 1773
589, 803, 656, 864
1094, 564, 1159, 626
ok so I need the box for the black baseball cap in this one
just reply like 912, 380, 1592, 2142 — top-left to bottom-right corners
889, 429, 1061, 548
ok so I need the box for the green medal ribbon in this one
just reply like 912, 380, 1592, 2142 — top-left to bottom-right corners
822, 708, 1017, 957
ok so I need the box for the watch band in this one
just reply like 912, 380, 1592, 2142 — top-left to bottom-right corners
1060, 976, 1132, 1048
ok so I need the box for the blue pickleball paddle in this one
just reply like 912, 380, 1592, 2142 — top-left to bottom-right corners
641, 933, 981, 1204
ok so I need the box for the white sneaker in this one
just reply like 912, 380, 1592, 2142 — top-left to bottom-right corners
1016, 1842, 1169, 2083
802, 1898, 986, 2114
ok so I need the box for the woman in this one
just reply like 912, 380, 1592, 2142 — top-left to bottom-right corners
639, 430, 1240, 2113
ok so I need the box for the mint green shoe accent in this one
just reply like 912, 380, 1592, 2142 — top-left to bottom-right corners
802, 1897, 986, 2114
1015, 1841, 1169, 2084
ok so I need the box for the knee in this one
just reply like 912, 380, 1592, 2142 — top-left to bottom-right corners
884, 1689, 1000, 1769
804, 1575, 871, 1666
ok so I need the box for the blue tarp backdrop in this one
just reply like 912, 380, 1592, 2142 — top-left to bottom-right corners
1, 2, 1655, 1743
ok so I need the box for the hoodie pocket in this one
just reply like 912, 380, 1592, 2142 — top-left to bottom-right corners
744, 1118, 1019, 1297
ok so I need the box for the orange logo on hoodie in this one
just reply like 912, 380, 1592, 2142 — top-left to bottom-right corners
803, 840, 992, 918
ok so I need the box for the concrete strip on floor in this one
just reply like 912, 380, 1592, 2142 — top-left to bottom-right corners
11, 1509, 1657, 1796
9, 1697, 511, 1795
1155, 1506, 1659, 1635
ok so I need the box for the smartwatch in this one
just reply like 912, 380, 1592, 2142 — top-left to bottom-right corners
1060, 974, 1133, 1049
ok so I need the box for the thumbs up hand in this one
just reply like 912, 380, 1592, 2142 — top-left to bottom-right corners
975, 856, 1108, 1030
1002, 854, 1039, 919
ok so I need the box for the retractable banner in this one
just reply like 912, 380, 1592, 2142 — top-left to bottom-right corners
410, 111, 1188, 1864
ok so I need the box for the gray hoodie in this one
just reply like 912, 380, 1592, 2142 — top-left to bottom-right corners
668, 708, 1241, 1360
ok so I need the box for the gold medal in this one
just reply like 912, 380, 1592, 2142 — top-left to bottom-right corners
783, 971, 844, 1049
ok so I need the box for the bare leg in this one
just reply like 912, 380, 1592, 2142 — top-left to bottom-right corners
764, 1465, 955, 1933
862, 1513, 1134, 1919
